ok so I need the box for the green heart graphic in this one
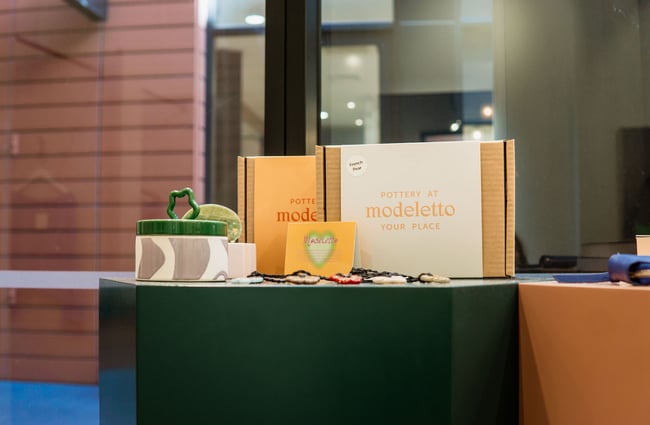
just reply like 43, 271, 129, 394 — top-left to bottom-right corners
304, 232, 337, 268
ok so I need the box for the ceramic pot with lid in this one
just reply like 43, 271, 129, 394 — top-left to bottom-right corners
135, 188, 229, 281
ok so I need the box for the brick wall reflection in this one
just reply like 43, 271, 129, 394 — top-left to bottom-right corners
0, 0, 206, 271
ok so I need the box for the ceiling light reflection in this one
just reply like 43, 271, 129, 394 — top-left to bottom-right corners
481, 105, 493, 119
345, 54, 362, 68
245, 14, 265, 25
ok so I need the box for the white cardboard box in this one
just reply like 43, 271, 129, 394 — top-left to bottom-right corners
316, 140, 515, 278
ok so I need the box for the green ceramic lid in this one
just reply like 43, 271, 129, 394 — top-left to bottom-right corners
137, 219, 227, 236
137, 187, 228, 236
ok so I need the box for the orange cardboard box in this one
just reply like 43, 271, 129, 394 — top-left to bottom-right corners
237, 156, 317, 274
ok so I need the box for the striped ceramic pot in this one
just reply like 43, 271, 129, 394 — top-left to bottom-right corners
136, 235, 228, 281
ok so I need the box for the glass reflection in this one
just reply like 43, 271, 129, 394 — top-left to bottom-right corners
321, 0, 494, 146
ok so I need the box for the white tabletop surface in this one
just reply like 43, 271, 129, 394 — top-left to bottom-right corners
0, 270, 133, 289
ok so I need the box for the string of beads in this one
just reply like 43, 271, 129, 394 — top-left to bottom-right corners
247, 268, 450, 285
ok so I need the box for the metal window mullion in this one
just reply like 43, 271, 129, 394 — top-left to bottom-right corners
265, 0, 321, 156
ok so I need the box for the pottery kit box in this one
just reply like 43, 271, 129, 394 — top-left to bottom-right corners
316, 140, 515, 278
237, 155, 317, 274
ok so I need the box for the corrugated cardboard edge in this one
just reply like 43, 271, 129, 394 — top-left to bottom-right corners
505, 139, 515, 276
237, 156, 247, 242
246, 158, 256, 242
480, 140, 515, 277
480, 142, 504, 277
236, 156, 256, 243
316, 146, 325, 221
316, 146, 341, 222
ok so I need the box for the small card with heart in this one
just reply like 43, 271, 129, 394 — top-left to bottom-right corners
284, 221, 356, 277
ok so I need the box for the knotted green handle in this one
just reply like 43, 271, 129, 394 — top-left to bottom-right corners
167, 187, 200, 219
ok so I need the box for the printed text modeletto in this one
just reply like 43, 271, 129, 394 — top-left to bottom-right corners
365, 201, 456, 218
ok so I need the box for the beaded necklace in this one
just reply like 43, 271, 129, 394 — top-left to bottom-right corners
246, 268, 450, 285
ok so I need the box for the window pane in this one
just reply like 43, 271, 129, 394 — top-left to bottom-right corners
321, 0, 650, 271
321, 0, 494, 146
0, 1, 207, 271
0, 1, 210, 417
210, 1, 266, 209
499, 0, 649, 268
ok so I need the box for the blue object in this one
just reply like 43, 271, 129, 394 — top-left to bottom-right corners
551, 272, 609, 283
553, 254, 650, 285
608, 253, 650, 285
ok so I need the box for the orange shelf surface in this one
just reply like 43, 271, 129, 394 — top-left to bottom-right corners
520, 282, 650, 425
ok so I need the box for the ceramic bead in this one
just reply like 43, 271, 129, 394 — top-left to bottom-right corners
371, 275, 407, 284
418, 273, 450, 284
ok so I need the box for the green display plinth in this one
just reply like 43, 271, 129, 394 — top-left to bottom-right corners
99, 279, 518, 425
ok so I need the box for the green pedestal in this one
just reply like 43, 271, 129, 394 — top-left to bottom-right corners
99, 279, 518, 425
